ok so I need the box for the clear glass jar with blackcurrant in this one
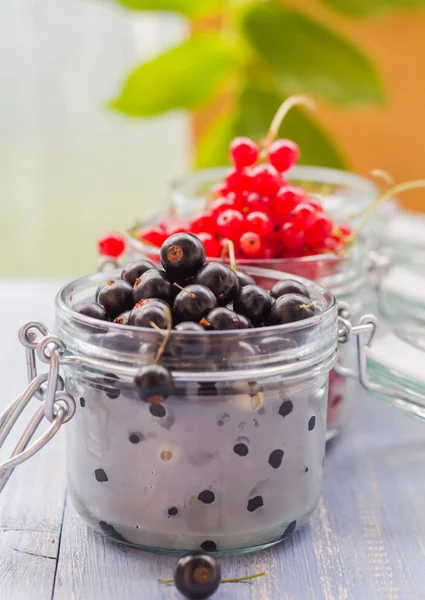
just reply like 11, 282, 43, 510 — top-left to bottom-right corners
53, 231, 341, 554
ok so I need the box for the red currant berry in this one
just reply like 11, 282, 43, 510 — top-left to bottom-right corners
251, 164, 280, 197
98, 232, 125, 258
268, 139, 300, 172
139, 227, 166, 248
274, 186, 306, 216
210, 181, 229, 198
197, 232, 221, 258
291, 203, 317, 230
239, 231, 262, 257
282, 222, 306, 251
209, 196, 235, 218
305, 216, 333, 248
230, 137, 259, 169
216, 209, 245, 240
245, 193, 271, 213
261, 240, 279, 259
227, 190, 249, 211
190, 211, 216, 235
225, 168, 252, 194
246, 211, 273, 236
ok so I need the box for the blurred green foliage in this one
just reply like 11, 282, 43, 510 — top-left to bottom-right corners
110, 0, 423, 169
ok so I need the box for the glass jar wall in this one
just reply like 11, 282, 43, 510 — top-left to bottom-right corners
56, 267, 338, 554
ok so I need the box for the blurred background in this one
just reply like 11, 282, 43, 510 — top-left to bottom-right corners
2, 0, 425, 277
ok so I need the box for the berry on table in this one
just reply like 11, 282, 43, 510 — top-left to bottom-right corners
98, 232, 125, 258
134, 364, 173, 404
229, 136, 259, 169
268, 139, 300, 172
160, 233, 206, 279
195, 262, 239, 306
174, 552, 221, 600
75, 302, 111, 322
269, 293, 315, 325
121, 260, 157, 287
98, 280, 134, 319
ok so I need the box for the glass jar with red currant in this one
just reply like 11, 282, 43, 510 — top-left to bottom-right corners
123, 165, 381, 439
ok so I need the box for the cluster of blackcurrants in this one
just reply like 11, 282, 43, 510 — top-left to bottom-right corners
76, 232, 315, 406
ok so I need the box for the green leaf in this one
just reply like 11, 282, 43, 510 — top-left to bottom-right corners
195, 81, 345, 169
319, 0, 425, 18
241, 3, 385, 107
111, 0, 223, 16
111, 35, 234, 117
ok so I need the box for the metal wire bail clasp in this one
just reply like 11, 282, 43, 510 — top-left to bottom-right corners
0, 321, 76, 494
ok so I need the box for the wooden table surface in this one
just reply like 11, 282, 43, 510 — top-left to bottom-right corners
1, 281, 425, 600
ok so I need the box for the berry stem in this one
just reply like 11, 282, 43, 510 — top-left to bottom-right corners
262, 95, 315, 149
221, 239, 237, 272
222, 571, 266, 584
173, 282, 195, 299
149, 322, 167, 337
158, 571, 266, 585
370, 169, 394, 189
154, 307, 172, 364
348, 179, 425, 247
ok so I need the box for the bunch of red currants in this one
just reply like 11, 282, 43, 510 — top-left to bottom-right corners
138, 136, 351, 261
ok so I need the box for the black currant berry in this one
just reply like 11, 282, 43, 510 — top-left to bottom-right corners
173, 284, 216, 323
134, 364, 173, 403
114, 310, 131, 325
233, 285, 272, 326
269, 293, 315, 325
169, 322, 207, 359
98, 280, 134, 319
101, 332, 140, 352
205, 307, 245, 330
121, 259, 157, 286
160, 233, 206, 279
236, 313, 253, 329
227, 340, 258, 361
270, 279, 310, 300
174, 552, 221, 600
75, 302, 111, 322
128, 303, 171, 329
235, 270, 255, 288
195, 262, 239, 306
133, 269, 172, 304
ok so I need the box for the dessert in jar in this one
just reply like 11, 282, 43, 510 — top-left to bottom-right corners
56, 233, 339, 553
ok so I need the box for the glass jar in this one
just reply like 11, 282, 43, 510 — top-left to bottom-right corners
2, 267, 425, 555
2, 267, 338, 554
125, 166, 381, 439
